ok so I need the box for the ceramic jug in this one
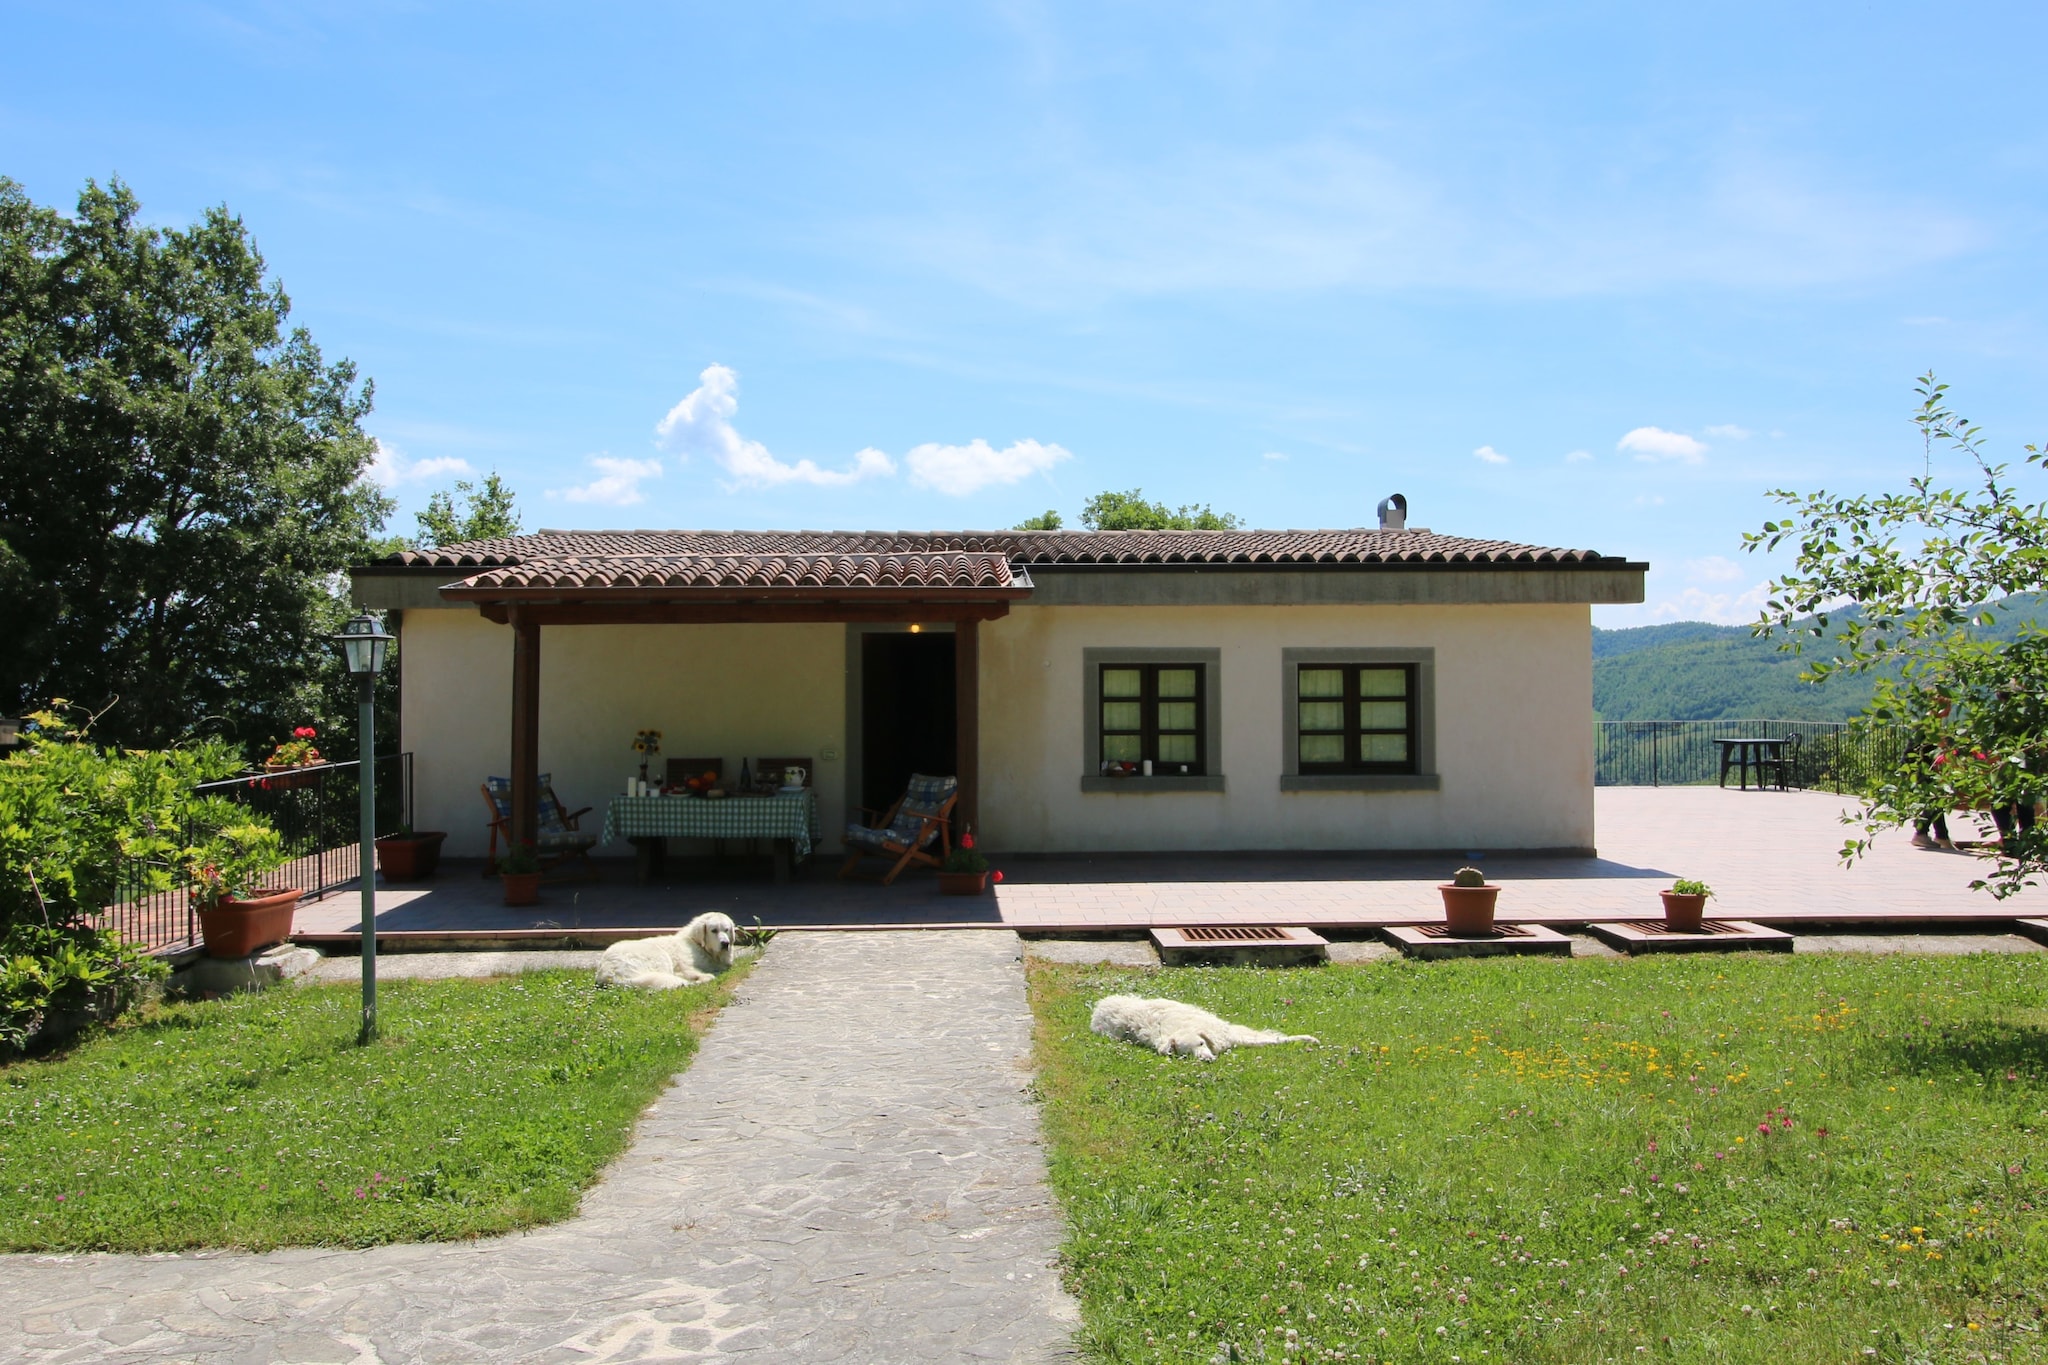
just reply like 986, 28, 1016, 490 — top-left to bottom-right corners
783, 766, 808, 789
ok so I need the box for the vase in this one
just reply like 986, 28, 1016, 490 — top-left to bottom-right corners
375, 831, 447, 881
1437, 884, 1500, 936
1659, 890, 1708, 932
197, 887, 302, 959
502, 871, 542, 906
939, 871, 989, 896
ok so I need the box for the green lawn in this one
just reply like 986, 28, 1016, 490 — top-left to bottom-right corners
0, 965, 744, 1251
1028, 951, 2048, 1364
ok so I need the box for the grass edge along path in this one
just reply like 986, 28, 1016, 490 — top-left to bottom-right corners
1, 959, 752, 1252
1026, 952, 2048, 1365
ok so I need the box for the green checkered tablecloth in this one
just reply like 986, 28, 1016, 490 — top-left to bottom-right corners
602, 791, 819, 860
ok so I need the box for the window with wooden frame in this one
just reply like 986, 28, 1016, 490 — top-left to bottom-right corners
1295, 663, 1418, 774
1099, 664, 1206, 775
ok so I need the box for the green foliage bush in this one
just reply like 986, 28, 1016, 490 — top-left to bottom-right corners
0, 711, 270, 1047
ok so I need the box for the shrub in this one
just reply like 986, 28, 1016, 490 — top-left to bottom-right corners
0, 708, 268, 1046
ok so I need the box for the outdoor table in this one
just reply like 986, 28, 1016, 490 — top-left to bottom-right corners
1714, 737, 1785, 791
602, 790, 819, 884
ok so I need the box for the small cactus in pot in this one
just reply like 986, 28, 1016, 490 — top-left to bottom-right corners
1438, 864, 1500, 936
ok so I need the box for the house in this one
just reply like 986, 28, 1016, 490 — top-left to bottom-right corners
347, 506, 1645, 862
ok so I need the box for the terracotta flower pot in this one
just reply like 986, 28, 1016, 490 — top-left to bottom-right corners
939, 871, 989, 896
501, 871, 542, 906
376, 831, 447, 882
197, 888, 302, 959
1660, 890, 1709, 932
261, 762, 320, 791
1438, 884, 1501, 936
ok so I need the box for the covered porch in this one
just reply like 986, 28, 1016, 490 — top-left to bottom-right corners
427, 550, 1032, 876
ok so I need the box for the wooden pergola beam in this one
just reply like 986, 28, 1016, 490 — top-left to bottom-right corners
509, 606, 541, 852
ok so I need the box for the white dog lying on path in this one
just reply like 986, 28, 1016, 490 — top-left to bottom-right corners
1090, 994, 1318, 1062
595, 913, 738, 990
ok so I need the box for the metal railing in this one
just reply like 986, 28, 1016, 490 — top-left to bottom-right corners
1594, 721, 1904, 793
89, 753, 412, 955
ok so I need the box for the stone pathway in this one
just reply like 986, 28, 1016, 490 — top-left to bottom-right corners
0, 933, 1079, 1363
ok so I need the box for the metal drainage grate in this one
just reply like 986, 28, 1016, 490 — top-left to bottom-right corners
1173, 925, 1291, 942
1412, 923, 1536, 940
1621, 920, 1747, 938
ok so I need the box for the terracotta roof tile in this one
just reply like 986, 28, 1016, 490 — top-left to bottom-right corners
449, 551, 1024, 592
380, 527, 1627, 572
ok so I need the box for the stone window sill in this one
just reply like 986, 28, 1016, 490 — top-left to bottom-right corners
1079, 775, 1227, 794
1279, 773, 1441, 792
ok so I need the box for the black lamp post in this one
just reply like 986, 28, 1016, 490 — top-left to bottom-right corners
331, 611, 392, 1043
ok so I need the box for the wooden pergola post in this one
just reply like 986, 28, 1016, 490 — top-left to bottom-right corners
509, 606, 541, 849
955, 616, 979, 837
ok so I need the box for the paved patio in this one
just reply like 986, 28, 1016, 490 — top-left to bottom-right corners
291, 787, 2039, 947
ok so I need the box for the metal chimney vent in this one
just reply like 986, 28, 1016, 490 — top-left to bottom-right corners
1377, 493, 1407, 531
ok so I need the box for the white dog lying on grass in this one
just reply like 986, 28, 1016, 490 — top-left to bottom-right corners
1090, 994, 1318, 1062
595, 912, 739, 990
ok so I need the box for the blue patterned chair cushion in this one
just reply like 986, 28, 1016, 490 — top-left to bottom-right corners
486, 774, 589, 840
843, 773, 957, 849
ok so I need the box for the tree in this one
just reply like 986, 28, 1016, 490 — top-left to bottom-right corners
1013, 509, 1062, 530
416, 472, 521, 548
0, 177, 390, 753
1747, 374, 2048, 896
1079, 489, 1242, 531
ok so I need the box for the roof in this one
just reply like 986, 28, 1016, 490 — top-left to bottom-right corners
447, 550, 1024, 593
373, 527, 1630, 573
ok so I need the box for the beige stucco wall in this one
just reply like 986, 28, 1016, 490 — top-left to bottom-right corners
399, 610, 848, 858
976, 602, 1594, 853
398, 598, 1593, 860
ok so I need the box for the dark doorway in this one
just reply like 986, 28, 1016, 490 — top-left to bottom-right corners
861, 632, 956, 815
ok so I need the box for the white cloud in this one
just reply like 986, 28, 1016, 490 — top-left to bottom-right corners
904, 438, 1072, 496
366, 437, 473, 487
1618, 427, 1709, 464
1685, 554, 1744, 583
1634, 493, 1666, 506
1704, 424, 1752, 440
1261, 450, 1289, 462
655, 364, 897, 489
653, 362, 1074, 497
1646, 579, 1772, 625
1564, 449, 1593, 463
553, 455, 662, 506
1473, 444, 1509, 465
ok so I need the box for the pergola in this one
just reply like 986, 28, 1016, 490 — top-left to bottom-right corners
436, 551, 1033, 855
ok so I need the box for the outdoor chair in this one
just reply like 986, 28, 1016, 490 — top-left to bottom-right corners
838, 773, 958, 885
1759, 733, 1803, 791
482, 774, 599, 880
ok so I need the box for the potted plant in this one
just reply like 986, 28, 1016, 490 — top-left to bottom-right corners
1660, 878, 1713, 932
261, 726, 325, 789
375, 824, 448, 881
187, 821, 298, 959
499, 838, 542, 906
939, 829, 991, 895
1438, 865, 1500, 936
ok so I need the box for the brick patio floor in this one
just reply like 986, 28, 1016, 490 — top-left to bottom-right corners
288, 787, 2037, 945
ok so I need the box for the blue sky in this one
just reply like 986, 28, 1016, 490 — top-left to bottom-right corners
7, 2, 2047, 625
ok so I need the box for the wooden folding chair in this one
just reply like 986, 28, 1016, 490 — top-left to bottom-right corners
837, 773, 958, 885
482, 774, 599, 880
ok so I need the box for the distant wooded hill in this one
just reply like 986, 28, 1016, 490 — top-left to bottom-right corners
1590, 597, 2047, 721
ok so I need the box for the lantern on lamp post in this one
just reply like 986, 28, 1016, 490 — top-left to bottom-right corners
330, 611, 392, 1043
